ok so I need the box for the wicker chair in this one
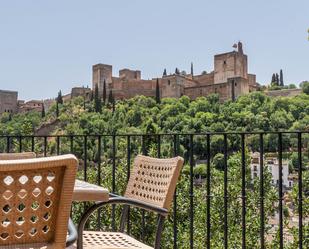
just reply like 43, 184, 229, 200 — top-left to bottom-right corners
77, 155, 184, 249
0, 154, 78, 248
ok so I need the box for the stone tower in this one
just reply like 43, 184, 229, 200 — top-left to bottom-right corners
214, 42, 248, 84
92, 64, 113, 96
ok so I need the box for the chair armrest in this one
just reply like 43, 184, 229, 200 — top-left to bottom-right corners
107, 194, 168, 215
66, 218, 78, 247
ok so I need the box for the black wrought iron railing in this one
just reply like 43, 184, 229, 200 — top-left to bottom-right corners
0, 131, 308, 249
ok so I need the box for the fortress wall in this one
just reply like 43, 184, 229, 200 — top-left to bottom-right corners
0, 90, 18, 114
194, 72, 215, 86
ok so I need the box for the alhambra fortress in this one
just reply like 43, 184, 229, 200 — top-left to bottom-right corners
1, 42, 262, 115
93, 42, 259, 101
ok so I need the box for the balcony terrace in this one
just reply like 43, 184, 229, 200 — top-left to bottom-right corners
1, 131, 308, 249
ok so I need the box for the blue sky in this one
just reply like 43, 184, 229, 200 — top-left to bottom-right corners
0, 0, 308, 100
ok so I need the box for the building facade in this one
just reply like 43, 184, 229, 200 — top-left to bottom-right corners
0, 90, 18, 115
92, 42, 259, 102
251, 152, 293, 189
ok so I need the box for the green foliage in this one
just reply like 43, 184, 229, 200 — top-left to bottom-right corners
301, 81, 309, 95
212, 153, 225, 170
1, 92, 309, 248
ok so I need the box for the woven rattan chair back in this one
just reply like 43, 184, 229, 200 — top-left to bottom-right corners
0, 152, 36, 160
124, 155, 184, 210
0, 155, 77, 248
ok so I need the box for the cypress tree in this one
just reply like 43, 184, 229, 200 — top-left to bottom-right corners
108, 89, 114, 105
57, 90, 63, 104
41, 104, 45, 118
271, 73, 276, 84
112, 101, 115, 113
155, 78, 160, 104
103, 80, 107, 104
191, 62, 194, 76
275, 73, 279, 85
279, 69, 284, 86
56, 102, 59, 117
175, 68, 180, 75
94, 84, 102, 113
163, 69, 167, 77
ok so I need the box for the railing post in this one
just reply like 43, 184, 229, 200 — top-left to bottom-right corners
84, 136, 87, 182
70, 135, 74, 154
206, 134, 211, 249
111, 134, 116, 231
298, 132, 303, 249
56, 136, 60, 155
31, 136, 35, 152
126, 135, 131, 234
18, 136, 22, 152
141, 135, 146, 240
173, 134, 178, 249
259, 133, 265, 249
44, 136, 47, 157
97, 135, 102, 230
189, 134, 194, 249
278, 132, 283, 249
6, 136, 10, 153
241, 134, 246, 249
224, 133, 228, 249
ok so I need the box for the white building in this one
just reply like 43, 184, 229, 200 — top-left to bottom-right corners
250, 152, 293, 188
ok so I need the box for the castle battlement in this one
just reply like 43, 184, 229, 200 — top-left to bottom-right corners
92, 42, 258, 102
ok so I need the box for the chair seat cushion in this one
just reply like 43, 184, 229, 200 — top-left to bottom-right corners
81, 231, 153, 249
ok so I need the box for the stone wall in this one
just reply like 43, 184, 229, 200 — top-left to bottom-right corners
92, 43, 257, 102
0, 90, 18, 114
119, 69, 141, 80
266, 89, 302, 97
92, 64, 112, 95
214, 51, 248, 84
71, 87, 92, 99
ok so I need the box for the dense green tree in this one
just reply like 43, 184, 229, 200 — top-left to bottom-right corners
301, 81, 309, 95
212, 153, 225, 170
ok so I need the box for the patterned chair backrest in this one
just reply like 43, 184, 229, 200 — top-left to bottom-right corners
124, 155, 184, 210
0, 152, 36, 160
0, 155, 77, 248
